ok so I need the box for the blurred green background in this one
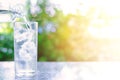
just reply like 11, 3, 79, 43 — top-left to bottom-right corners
0, 0, 105, 61
0, 0, 95, 61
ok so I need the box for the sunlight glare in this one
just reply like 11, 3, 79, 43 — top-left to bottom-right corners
50, 0, 120, 61
88, 0, 120, 39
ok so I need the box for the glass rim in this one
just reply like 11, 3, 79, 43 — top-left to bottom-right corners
14, 21, 38, 24
0, 22, 38, 24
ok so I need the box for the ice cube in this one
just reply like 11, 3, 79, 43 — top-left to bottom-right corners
14, 33, 27, 42
14, 30, 34, 42
21, 41, 36, 58
19, 48, 33, 60
21, 41, 35, 50
26, 30, 34, 41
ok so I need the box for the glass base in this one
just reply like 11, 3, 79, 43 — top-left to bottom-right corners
15, 70, 37, 80
15, 76, 37, 80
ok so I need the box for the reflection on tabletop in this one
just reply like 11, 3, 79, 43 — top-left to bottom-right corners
0, 62, 120, 80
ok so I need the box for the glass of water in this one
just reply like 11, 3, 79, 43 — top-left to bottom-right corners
14, 22, 38, 79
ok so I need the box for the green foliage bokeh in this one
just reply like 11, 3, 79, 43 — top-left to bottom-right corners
27, 0, 71, 61
0, 23, 14, 61
0, 0, 93, 61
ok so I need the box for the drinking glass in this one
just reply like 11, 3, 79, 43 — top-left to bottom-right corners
14, 22, 38, 79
